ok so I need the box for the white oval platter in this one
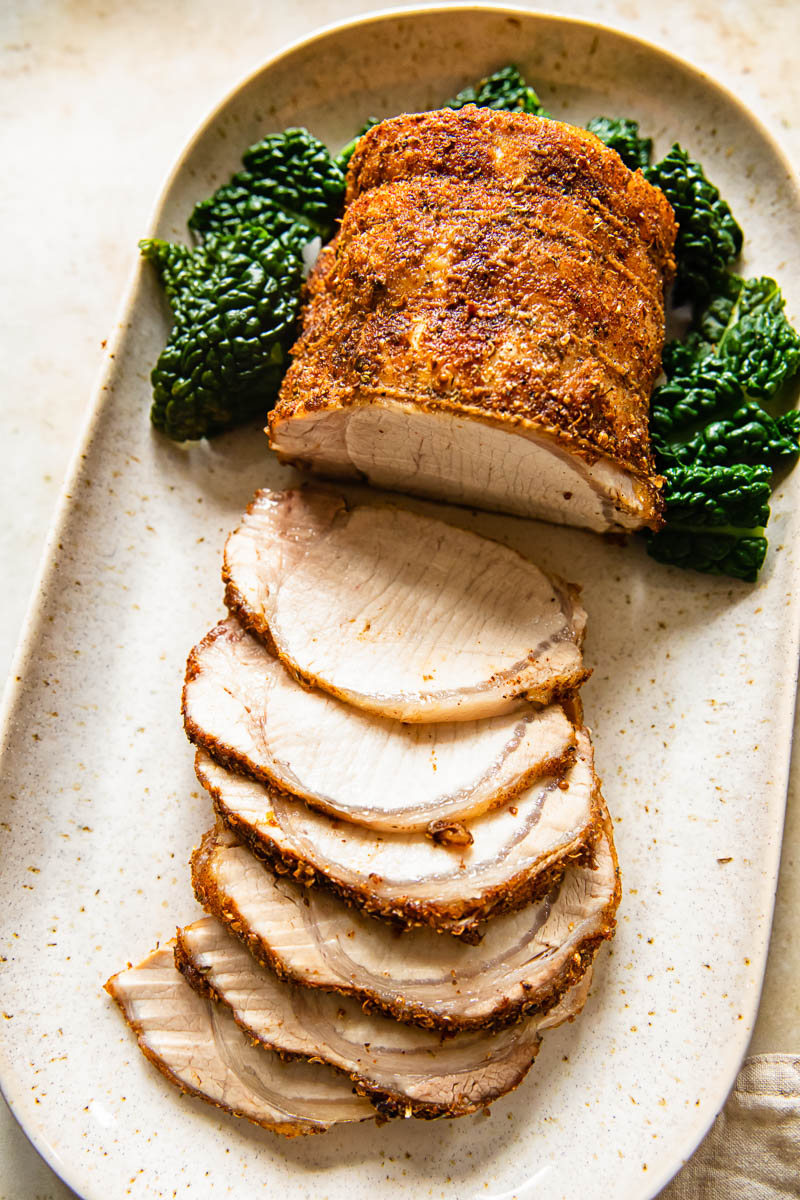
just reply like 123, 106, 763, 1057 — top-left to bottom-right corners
1, 6, 799, 1199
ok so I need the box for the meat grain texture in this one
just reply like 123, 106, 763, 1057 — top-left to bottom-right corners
270, 107, 677, 532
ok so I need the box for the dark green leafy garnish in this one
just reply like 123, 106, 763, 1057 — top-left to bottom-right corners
586, 116, 652, 170
652, 275, 800, 465
695, 275, 800, 398
644, 144, 743, 303
653, 403, 800, 469
646, 528, 768, 582
142, 226, 303, 442
447, 65, 550, 116
658, 463, 772, 528
189, 128, 346, 244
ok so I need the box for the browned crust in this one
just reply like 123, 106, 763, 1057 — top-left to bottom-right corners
191, 819, 616, 1033
346, 108, 676, 282
172, 931, 541, 1121
348, 1053, 539, 1121
194, 743, 604, 941
183, 621, 580, 829
103, 971, 333, 1138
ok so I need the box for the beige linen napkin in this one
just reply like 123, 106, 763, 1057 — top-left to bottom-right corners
660, 1055, 800, 1198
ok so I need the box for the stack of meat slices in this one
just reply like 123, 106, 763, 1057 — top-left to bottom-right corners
106, 487, 620, 1135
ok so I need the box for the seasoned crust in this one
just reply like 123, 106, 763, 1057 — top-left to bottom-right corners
346, 107, 676, 282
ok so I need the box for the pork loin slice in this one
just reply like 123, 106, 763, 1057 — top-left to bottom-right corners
174, 917, 592, 1120
192, 813, 618, 1031
194, 727, 601, 941
223, 488, 589, 723
269, 107, 676, 533
104, 943, 373, 1135
184, 617, 576, 833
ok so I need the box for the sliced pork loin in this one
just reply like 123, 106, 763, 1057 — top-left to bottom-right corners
269, 107, 676, 533
222, 488, 589, 723
184, 617, 577, 833
194, 727, 601, 941
192, 813, 619, 1031
105, 944, 373, 1135
175, 917, 591, 1119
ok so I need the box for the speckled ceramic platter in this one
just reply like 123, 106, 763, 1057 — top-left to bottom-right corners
2, 6, 799, 1198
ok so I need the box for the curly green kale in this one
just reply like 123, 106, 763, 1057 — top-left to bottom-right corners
659, 463, 772, 528
646, 464, 771, 583
649, 271, 800, 578
652, 274, 800, 473
647, 528, 768, 583
645, 144, 743, 302
447, 65, 550, 116
696, 275, 800, 397
654, 403, 800, 469
651, 358, 744, 436
189, 128, 346, 245
141, 225, 303, 441
585, 116, 652, 170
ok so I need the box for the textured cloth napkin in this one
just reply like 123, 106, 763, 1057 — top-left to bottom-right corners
660, 1055, 800, 1198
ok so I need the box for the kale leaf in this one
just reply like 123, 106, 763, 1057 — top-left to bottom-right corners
698, 275, 800, 398
645, 144, 743, 302
585, 116, 652, 170
651, 358, 744, 436
652, 274, 800, 472
659, 463, 772, 528
447, 65, 550, 116
141, 225, 303, 441
653, 402, 800, 469
189, 128, 346, 245
649, 270, 800, 578
646, 528, 768, 583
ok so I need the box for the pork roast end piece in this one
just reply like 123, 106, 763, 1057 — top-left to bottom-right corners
269, 107, 677, 534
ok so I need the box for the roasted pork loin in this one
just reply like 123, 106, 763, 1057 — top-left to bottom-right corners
223, 488, 589, 723
191, 811, 618, 1031
269, 106, 677, 533
184, 617, 577, 832
175, 917, 591, 1119
105, 944, 373, 1135
194, 727, 602, 941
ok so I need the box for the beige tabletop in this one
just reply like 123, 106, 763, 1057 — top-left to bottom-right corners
1, 1, 798, 1196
